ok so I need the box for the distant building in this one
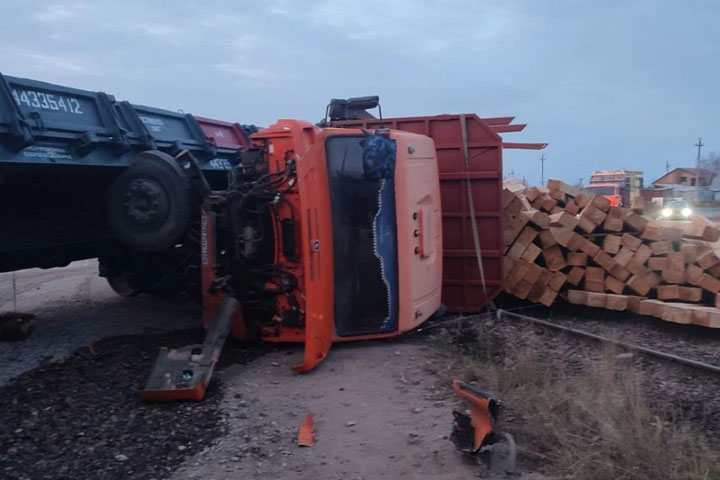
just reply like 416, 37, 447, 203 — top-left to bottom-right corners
644, 168, 717, 204
652, 168, 715, 187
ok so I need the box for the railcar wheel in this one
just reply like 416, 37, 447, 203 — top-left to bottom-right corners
106, 150, 195, 251
106, 274, 139, 297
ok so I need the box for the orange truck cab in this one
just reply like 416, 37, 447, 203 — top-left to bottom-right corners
141, 119, 443, 401
583, 182, 626, 207
205, 120, 443, 371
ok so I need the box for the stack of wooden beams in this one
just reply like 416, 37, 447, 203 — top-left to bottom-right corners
502, 179, 720, 328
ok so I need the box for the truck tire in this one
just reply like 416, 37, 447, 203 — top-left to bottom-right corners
106, 150, 196, 251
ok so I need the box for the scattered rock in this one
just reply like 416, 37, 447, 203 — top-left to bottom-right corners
114, 454, 129, 462
346, 421, 356, 427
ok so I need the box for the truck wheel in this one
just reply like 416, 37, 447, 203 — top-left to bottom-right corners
106, 274, 139, 297
106, 150, 196, 251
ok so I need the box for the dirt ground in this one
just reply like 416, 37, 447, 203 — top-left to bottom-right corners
174, 342, 491, 480
0, 262, 550, 479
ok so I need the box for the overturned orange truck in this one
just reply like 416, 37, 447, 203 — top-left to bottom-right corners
137, 98, 544, 401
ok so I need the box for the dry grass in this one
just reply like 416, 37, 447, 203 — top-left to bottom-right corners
435, 324, 720, 480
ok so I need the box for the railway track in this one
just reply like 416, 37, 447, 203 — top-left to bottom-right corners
421, 301, 720, 376
421, 301, 720, 439
497, 308, 720, 376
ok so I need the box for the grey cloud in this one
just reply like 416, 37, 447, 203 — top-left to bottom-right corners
0, 0, 719, 185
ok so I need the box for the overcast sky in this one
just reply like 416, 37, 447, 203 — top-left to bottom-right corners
1, 0, 719, 186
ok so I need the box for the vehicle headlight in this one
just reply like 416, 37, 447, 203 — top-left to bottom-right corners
661, 208, 672, 217
681, 208, 692, 217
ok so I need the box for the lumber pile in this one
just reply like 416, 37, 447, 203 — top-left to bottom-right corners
502, 179, 720, 328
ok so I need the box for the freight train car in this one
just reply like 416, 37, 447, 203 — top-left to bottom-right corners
0, 73, 253, 295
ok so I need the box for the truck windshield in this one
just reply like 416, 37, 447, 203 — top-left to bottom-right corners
585, 186, 616, 196
325, 135, 399, 336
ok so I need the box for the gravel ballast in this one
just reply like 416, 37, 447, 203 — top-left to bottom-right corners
0, 328, 261, 480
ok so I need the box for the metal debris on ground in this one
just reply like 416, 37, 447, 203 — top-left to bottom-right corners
450, 379, 516, 474
139, 296, 240, 402
297, 413, 315, 447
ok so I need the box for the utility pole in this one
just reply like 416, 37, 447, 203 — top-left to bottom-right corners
665, 160, 670, 173
540, 154, 545, 186
695, 137, 704, 171
509, 168, 515, 178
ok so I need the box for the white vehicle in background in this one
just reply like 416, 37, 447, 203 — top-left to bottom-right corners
660, 200, 693, 220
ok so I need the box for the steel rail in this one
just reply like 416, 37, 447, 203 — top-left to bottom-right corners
497, 309, 720, 376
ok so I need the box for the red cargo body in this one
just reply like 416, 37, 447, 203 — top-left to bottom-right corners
332, 115, 503, 312
194, 116, 251, 150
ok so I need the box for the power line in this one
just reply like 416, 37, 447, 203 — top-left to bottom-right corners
695, 137, 704, 170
